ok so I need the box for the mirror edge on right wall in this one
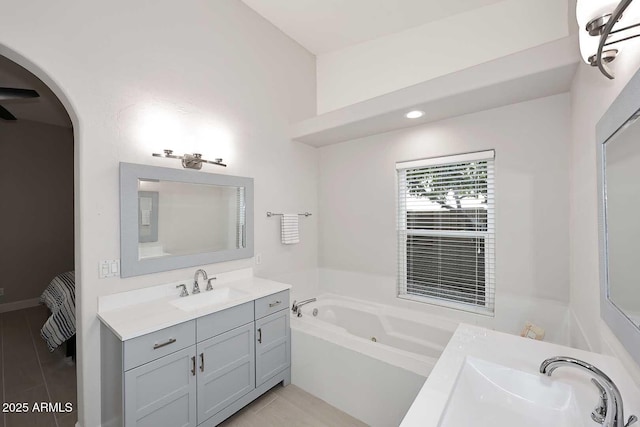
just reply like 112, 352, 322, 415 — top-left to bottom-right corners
596, 65, 640, 367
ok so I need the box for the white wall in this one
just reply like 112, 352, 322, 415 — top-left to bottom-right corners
569, 38, 640, 382
0, 2, 318, 426
317, 94, 572, 342
316, 0, 569, 113
0, 120, 74, 305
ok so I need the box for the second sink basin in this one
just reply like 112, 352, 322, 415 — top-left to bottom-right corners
438, 357, 585, 427
170, 287, 249, 311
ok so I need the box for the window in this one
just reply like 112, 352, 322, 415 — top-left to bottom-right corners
396, 150, 495, 314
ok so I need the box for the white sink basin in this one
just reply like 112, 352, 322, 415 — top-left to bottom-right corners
170, 287, 249, 311
438, 357, 585, 427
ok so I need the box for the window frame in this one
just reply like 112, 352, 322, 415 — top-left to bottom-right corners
396, 150, 495, 315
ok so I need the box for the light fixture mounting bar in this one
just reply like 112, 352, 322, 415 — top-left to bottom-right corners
152, 149, 227, 169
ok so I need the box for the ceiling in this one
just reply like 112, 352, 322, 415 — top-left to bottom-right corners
0, 55, 72, 128
241, 0, 505, 54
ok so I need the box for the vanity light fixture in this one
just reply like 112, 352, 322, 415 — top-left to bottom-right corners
577, 0, 640, 79
405, 110, 425, 119
152, 149, 226, 170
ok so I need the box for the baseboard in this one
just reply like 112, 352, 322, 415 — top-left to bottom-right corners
0, 297, 41, 313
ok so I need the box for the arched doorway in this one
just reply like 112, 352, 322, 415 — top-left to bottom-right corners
0, 50, 79, 427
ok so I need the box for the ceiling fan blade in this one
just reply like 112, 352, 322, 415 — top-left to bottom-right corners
0, 87, 39, 101
0, 105, 17, 120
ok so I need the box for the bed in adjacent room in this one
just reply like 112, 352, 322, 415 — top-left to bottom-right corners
39, 270, 76, 358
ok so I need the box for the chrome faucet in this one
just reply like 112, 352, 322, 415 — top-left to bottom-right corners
193, 269, 208, 294
206, 276, 216, 291
291, 298, 316, 317
540, 356, 637, 427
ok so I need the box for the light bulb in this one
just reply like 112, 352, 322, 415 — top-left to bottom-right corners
405, 110, 425, 119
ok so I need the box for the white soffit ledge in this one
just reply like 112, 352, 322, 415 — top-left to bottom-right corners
291, 35, 579, 147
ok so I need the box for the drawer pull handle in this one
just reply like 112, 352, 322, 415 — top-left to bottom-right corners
153, 338, 176, 349
269, 300, 282, 308
200, 353, 205, 372
257, 328, 262, 344
191, 356, 196, 376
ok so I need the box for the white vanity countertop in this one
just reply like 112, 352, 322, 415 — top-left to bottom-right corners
97, 269, 291, 341
401, 323, 640, 426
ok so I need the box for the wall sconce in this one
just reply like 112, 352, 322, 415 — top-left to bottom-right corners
152, 149, 227, 170
577, 0, 640, 79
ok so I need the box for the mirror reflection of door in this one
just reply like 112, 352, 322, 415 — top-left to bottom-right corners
604, 110, 640, 329
138, 191, 159, 244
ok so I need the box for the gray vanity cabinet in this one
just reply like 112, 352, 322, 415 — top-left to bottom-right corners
100, 290, 291, 427
196, 323, 255, 423
124, 346, 197, 427
255, 303, 290, 387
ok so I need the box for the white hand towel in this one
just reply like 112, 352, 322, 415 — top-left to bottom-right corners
281, 214, 300, 245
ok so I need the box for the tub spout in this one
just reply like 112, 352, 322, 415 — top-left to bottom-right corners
292, 298, 316, 317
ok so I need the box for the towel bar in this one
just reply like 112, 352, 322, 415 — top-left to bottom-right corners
266, 212, 312, 217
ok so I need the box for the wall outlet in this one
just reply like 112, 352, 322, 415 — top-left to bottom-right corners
255, 253, 262, 265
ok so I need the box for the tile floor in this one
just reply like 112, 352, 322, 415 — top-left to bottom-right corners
1, 305, 77, 427
0, 306, 362, 427
219, 384, 366, 427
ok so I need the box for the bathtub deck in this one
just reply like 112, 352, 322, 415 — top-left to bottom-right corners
219, 384, 366, 427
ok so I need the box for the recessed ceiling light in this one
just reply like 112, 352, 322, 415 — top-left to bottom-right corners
405, 110, 425, 119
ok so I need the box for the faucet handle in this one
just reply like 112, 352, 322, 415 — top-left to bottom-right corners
626, 415, 638, 427
590, 378, 608, 424
206, 277, 216, 291
176, 284, 189, 297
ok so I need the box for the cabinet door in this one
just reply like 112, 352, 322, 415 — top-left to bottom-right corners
124, 346, 197, 427
197, 322, 255, 424
255, 309, 290, 387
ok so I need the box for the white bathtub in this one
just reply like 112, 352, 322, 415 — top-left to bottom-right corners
290, 294, 457, 427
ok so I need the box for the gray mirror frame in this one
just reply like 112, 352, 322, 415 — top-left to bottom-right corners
120, 162, 254, 277
596, 67, 640, 365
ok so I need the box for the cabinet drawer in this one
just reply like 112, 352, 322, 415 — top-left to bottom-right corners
124, 320, 196, 371
254, 290, 289, 319
196, 302, 253, 343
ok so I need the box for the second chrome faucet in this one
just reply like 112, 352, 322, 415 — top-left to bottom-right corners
540, 356, 637, 427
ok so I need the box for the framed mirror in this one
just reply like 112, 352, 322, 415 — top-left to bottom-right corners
597, 67, 640, 365
120, 163, 254, 277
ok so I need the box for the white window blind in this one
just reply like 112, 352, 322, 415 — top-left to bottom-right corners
396, 150, 495, 314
